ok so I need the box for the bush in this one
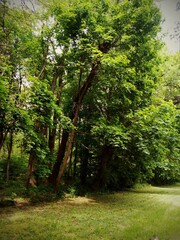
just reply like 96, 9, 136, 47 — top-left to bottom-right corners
152, 161, 180, 185
27, 185, 58, 203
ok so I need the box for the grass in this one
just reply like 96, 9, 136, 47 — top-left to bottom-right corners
0, 185, 180, 240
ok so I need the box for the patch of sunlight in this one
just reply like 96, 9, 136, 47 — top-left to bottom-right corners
133, 185, 180, 195
157, 194, 180, 207
63, 196, 97, 205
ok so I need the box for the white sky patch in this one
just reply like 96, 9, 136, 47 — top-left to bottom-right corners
156, 0, 180, 53
8, 0, 37, 11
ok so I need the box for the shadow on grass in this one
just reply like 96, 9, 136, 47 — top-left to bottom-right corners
0, 184, 180, 217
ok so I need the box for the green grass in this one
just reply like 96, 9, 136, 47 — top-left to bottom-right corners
0, 186, 180, 240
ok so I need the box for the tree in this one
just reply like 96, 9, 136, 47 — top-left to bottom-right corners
44, 0, 162, 191
3, 0, 177, 194
0, 0, 34, 180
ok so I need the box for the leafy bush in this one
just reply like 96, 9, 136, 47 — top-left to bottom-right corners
27, 185, 58, 203
130, 101, 180, 185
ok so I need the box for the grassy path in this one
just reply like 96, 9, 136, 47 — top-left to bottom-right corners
0, 185, 180, 240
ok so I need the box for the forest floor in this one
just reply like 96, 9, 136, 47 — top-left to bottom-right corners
0, 185, 180, 240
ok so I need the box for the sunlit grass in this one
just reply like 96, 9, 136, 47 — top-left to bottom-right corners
0, 186, 180, 240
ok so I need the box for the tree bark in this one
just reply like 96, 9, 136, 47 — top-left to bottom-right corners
80, 146, 89, 186
26, 151, 38, 187
49, 63, 100, 190
0, 130, 8, 151
6, 130, 13, 182
49, 41, 112, 190
93, 145, 113, 191
48, 130, 69, 185
54, 101, 80, 191
48, 76, 64, 153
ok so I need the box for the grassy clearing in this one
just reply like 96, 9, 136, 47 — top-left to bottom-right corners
0, 186, 180, 240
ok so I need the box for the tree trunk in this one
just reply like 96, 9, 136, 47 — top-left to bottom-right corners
48, 126, 56, 153
6, 130, 13, 182
93, 145, 113, 191
73, 144, 78, 179
48, 76, 64, 153
0, 112, 8, 151
80, 144, 89, 186
49, 41, 112, 190
54, 102, 80, 191
0, 130, 8, 151
50, 63, 100, 190
48, 130, 69, 185
26, 151, 38, 188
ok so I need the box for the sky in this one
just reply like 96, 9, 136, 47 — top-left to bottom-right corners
156, 0, 180, 53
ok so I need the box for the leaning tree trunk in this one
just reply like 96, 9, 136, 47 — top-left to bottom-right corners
49, 41, 112, 191
54, 105, 80, 192
49, 62, 100, 190
48, 130, 69, 185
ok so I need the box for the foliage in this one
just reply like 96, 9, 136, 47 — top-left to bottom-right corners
27, 185, 58, 203
156, 52, 180, 102
130, 101, 180, 185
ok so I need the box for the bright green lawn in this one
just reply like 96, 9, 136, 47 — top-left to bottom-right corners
0, 186, 180, 240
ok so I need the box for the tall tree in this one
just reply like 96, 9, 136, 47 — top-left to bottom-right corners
46, 0, 162, 190
0, 0, 34, 180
